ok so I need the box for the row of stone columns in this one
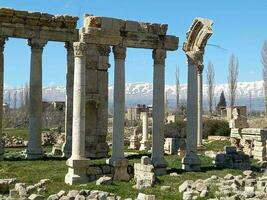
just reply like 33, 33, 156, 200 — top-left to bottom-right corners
0, 37, 74, 160
65, 42, 168, 183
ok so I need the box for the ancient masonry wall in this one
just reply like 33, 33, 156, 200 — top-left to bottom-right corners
84, 44, 110, 158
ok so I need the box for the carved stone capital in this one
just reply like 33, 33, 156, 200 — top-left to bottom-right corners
73, 42, 87, 57
197, 64, 204, 74
152, 49, 166, 65
0, 37, 6, 53
97, 45, 111, 57
65, 41, 74, 52
28, 39, 47, 51
113, 45, 126, 60
185, 50, 204, 68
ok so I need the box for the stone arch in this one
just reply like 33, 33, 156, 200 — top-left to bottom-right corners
183, 18, 213, 52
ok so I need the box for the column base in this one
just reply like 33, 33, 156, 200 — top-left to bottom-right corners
106, 157, 130, 181
62, 142, 71, 158
151, 156, 167, 175
26, 148, 44, 160
65, 157, 90, 185
182, 153, 201, 172
139, 140, 151, 151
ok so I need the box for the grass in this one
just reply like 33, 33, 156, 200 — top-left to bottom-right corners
0, 134, 260, 200
203, 140, 231, 152
3, 128, 28, 140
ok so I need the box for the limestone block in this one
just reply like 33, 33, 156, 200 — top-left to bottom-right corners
87, 166, 102, 176
163, 35, 179, 51
164, 138, 180, 155
141, 156, 151, 165
136, 193, 156, 200
125, 20, 139, 32
96, 176, 112, 185
134, 158, 155, 189
254, 140, 266, 146
148, 23, 167, 35
84, 16, 102, 28
0, 8, 14, 23
100, 17, 114, 30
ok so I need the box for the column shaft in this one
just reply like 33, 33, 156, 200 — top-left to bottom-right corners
142, 112, 148, 141
27, 39, 47, 159
110, 46, 126, 162
63, 42, 74, 158
151, 49, 166, 169
197, 71, 203, 146
0, 37, 5, 160
72, 50, 86, 159
182, 52, 201, 171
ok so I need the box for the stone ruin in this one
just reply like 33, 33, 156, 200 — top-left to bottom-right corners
228, 106, 267, 161
215, 146, 250, 170
0, 7, 217, 186
65, 14, 179, 184
134, 156, 155, 189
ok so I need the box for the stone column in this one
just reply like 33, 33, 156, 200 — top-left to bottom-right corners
182, 51, 203, 171
197, 65, 203, 147
26, 39, 47, 160
62, 41, 74, 158
0, 37, 6, 161
65, 42, 89, 185
140, 111, 150, 151
107, 45, 129, 181
151, 49, 167, 175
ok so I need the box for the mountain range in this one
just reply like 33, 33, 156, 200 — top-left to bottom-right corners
4, 81, 265, 111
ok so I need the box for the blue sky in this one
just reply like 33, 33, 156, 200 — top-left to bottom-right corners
1, 0, 267, 87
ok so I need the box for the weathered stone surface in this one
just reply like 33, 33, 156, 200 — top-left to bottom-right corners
28, 194, 45, 200
96, 176, 112, 185
136, 193, 155, 200
134, 157, 155, 189
179, 180, 194, 193
47, 194, 60, 200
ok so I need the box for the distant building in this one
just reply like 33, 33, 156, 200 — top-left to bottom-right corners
125, 104, 151, 121
51, 101, 65, 111
42, 101, 65, 112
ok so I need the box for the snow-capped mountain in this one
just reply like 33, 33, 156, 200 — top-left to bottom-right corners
4, 80, 265, 110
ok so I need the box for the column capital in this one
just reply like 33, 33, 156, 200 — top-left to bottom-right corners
152, 49, 166, 65
28, 39, 47, 50
185, 50, 204, 69
0, 37, 6, 53
197, 64, 204, 74
73, 42, 87, 57
65, 41, 74, 52
113, 45, 126, 60
97, 45, 111, 57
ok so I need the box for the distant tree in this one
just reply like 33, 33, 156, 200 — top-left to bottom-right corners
206, 61, 215, 116
228, 54, 239, 107
7, 90, 11, 108
262, 40, 267, 116
175, 66, 180, 114
217, 91, 227, 108
13, 89, 17, 110
24, 82, 29, 109
19, 86, 24, 108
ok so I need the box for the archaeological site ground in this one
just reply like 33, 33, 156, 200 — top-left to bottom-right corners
0, 1, 267, 200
